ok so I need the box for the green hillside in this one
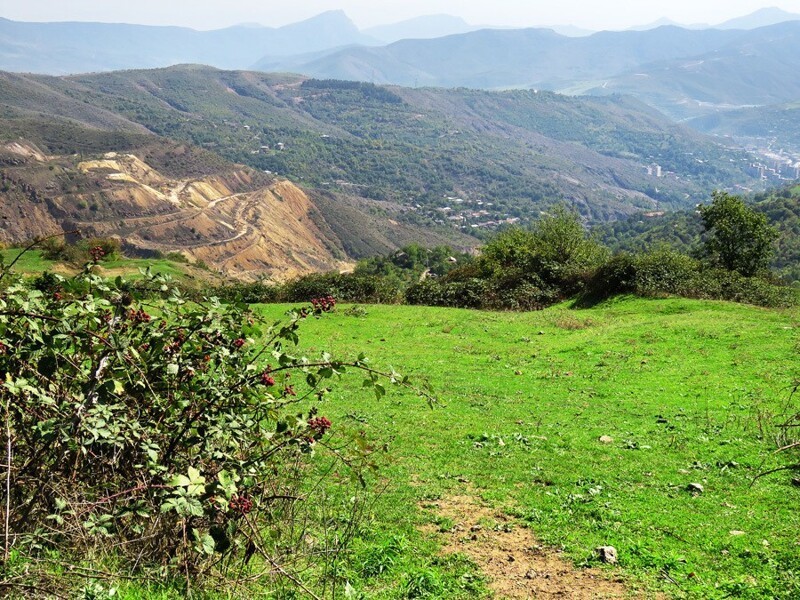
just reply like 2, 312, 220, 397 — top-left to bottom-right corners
0, 67, 756, 225
690, 101, 800, 154
596, 184, 800, 281
247, 298, 800, 598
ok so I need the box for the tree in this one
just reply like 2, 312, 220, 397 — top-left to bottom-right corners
699, 191, 777, 277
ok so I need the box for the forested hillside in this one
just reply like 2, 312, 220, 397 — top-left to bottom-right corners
596, 183, 800, 281
0, 67, 757, 227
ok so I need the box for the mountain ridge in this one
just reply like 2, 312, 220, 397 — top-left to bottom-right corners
0, 66, 757, 226
0, 12, 375, 74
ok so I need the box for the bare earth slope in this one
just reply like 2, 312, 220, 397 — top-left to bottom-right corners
0, 141, 350, 280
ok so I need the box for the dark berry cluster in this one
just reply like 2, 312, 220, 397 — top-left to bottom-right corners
308, 416, 332, 436
229, 494, 253, 515
52, 291, 64, 302
260, 369, 275, 386
311, 296, 336, 313
164, 329, 187, 355
89, 246, 106, 263
232, 338, 246, 350
126, 308, 151, 324
0, 341, 7, 355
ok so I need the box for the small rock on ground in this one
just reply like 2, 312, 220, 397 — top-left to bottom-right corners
597, 546, 618, 564
687, 483, 704, 495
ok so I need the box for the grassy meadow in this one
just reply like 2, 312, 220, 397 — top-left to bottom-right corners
0, 248, 219, 285
252, 297, 800, 599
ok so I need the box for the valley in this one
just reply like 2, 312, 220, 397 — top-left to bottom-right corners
1, 5, 800, 599
0, 67, 759, 252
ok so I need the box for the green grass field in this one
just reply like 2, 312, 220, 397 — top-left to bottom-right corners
0, 248, 218, 285
254, 298, 800, 599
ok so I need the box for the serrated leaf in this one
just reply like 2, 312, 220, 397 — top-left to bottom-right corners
201, 533, 216, 555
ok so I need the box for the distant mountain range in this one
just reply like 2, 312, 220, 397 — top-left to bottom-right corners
715, 6, 800, 29
581, 21, 800, 120
258, 21, 800, 120
629, 6, 800, 31
263, 26, 741, 89
4, 10, 800, 125
3, 8, 800, 175
0, 10, 374, 74
363, 15, 478, 43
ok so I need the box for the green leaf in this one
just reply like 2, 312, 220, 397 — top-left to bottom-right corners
201, 533, 216, 555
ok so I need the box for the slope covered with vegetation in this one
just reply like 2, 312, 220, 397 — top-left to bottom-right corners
690, 101, 800, 154
0, 67, 756, 226
3, 240, 798, 598
597, 184, 800, 282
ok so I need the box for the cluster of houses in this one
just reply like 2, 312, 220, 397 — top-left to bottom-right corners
433, 195, 520, 229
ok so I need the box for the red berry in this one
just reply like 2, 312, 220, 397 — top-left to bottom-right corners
308, 416, 332, 436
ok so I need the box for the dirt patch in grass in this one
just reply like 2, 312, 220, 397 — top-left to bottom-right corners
421, 494, 647, 599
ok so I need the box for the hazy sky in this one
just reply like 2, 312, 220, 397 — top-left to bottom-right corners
4, 1, 800, 30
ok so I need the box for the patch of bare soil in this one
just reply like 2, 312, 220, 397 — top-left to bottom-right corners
421, 494, 648, 599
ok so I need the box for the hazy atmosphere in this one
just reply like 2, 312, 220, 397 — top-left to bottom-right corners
5, 0, 800, 29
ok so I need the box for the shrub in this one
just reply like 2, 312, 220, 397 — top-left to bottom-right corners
405, 278, 487, 309
80, 237, 121, 261
579, 247, 795, 308
282, 272, 402, 304
634, 247, 699, 297
484, 280, 559, 311
165, 251, 189, 263
40, 237, 86, 263
580, 252, 637, 304
0, 263, 417, 594
687, 268, 797, 308
468, 209, 609, 309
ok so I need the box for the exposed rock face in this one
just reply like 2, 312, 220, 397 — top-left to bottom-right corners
0, 143, 350, 280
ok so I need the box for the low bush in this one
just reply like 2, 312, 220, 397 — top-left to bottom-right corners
686, 268, 797, 308
580, 247, 796, 308
281, 272, 403, 304
0, 262, 417, 595
39, 236, 121, 264
405, 278, 488, 309
634, 247, 699, 297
